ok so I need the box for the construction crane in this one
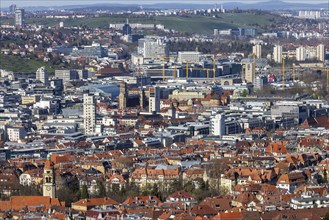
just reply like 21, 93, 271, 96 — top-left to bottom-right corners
136, 55, 173, 81
162, 57, 165, 81
292, 63, 296, 81
213, 55, 216, 82
174, 65, 177, 80
140, 55, 219, 81
282, 57, 285, 89
189, 67, 215, 79
186, 60, 189, 80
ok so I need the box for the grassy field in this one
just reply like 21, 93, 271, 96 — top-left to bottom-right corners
0, 12, 282, 34
156, 16, 237, 34
218, 13, 281, 28
0, 54, 56, 73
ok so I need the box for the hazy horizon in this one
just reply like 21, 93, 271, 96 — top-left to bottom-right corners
1, 0, 329, 8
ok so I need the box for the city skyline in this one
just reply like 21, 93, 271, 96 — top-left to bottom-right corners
1, 0, 329, 7
0, 0, 329, 216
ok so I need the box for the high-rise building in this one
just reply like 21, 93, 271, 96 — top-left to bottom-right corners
9, 4, 16, 13
43, 154, 56, 198
122, 19, 132, 35
36, 67, 49, 86
15, 8, 25, 29
149, 87, 160, 113
243, 62, 256, 84
273, 45, 283, 63
317, 44, 325, 62
118, 81, 128, 110
252, 44, 262, 58
210, 113, 225, 136
55, 69, 88, 84
254, 76, 267, 90
83, 92, 96, 135
296, 46, 306, 61
138, 37, 168, 59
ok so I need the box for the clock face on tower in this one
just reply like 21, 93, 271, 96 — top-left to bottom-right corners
46, 186, 51, 191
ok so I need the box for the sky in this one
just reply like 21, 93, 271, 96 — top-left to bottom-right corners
1, 0, 328, 7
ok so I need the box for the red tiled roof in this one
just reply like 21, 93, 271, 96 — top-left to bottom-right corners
0, 196, 63, 211
72, 197, 118, 208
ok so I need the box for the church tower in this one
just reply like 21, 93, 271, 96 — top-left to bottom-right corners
43, 154, 56, 198
140, 88, 145, 110
139, 76, 145, 110
119, 81, 128, 109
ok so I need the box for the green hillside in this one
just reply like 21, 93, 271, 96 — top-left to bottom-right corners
0, 54, 56, 73
0, 12, 283, 34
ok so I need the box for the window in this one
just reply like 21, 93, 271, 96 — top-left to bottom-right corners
45, 177, 52, 183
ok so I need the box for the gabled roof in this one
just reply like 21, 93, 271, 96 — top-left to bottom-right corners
265, 142, 288, 155
0, 196, 63, 211
199, 196, 233, 212
72, 197, 118, 208
167, 190, 195, 200
190, 204, 218, 216
277, 172, 306, 185
123, 196, 162, 206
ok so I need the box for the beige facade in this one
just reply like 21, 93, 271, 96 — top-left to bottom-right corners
169, 90, 206, 101
21, 96, 40, 105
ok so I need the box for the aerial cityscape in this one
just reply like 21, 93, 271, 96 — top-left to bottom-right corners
0, 0, 329, 219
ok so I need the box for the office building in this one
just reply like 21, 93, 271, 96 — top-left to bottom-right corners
6, 127, 27, 142
15, 8, 25, 29
254, 76, 267, 90
178, 51, 201, 63
138, 38, 168, 59
83, 92, 96, 135
298, 10, 321, 19
252, 44, 262, 58
243, 62, 256, 84
36, 67, 49, 86
122, 19, 132, 35
317, 44, 325, 62
296, 46, 306, 61
273, 45, 283, 63
210, 113, 225, 136
55, 69, 88, 84
9, 4, 16, 13
149, 87, 160, 113
70, 43, 108, 58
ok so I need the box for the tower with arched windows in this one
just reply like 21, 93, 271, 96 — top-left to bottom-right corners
43, 154, 56, 198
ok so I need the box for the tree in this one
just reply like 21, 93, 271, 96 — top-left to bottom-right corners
57, 185, 80, 206
241, 89, 248, 97
150, 184, 163, 201
168, 178, 183, 194
324, 169, 328, 183
16, 184, 41, 196
97, 181, 106, 198
80, 185, 89, 199
111, 183, 120, 193
324, 211, 329, 220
